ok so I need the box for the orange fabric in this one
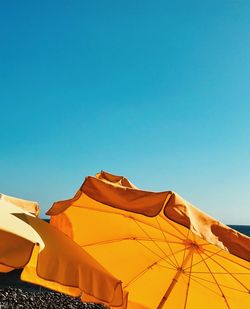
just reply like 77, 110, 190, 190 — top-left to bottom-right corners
164, 192, 250, 261
0, 264, 14, 272
47, 172, 250, 262
0, 197, 124, 307
47, 171, 250, 309
96, 171, 138, 189
48, 175, 170, 217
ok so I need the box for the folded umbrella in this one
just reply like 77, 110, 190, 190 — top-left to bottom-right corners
0, 193, 39, 216
47, 171, 250, 309
0, 193, 124, 307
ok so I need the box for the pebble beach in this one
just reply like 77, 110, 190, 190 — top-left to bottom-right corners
0, 288, 105, 309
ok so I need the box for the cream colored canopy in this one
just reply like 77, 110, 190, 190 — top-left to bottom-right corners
0, 194, 124, 307
0, 193, 39, 216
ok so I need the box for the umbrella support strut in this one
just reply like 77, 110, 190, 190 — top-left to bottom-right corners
157, 249, 193, 309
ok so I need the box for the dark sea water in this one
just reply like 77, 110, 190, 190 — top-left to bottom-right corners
229, 225, 250, 236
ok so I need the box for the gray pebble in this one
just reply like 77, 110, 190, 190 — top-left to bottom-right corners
0, 288, 106, 309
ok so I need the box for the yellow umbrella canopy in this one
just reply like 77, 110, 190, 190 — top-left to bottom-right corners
0, 194, 124, 307
47, 171, 250, 309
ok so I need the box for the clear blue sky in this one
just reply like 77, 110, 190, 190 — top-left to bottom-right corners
1, 1, 250, 224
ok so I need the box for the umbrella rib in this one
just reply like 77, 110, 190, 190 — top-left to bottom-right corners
190, 230, 210, 247
184, 249, 223, 271
183, 250, 194, 309
156, 217, 179, 267
135, 239, 177, 269
159, 213, 187, 238
157, 249, 194, 309
132, 218, 178, 268
124, 247, 188, 289
196, 250, 231, 308
123, 257, 165, 289
80, 237, 183, 248
202, 250, 250, 292
181, 229, 191, 268
77, 205, 183, 241
183, 273, 224, 298
186, 272, 249, 299
186, 273, 249, 294
157, 264, 180, 271
190, 271, 249, 275
132, 217, 183, 241
202, 248, 250, 270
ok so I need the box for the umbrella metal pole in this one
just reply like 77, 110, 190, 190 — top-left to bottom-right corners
157, 249, 193, 309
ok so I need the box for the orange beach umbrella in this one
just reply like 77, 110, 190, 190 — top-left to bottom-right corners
0, 193, 124, 307
47, 171, 250, 309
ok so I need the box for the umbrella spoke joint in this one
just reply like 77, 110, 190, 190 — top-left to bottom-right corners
157, 247, 196, 309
